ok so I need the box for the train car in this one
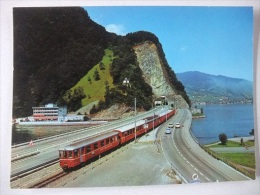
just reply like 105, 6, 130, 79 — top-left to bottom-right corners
113, 120, 148, 144
59, 131, 120, 170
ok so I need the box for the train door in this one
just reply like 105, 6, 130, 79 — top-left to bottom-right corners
80, 147, 84, 163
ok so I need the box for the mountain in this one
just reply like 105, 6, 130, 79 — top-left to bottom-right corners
13, 7, 190, 117
176, 71, 253, 104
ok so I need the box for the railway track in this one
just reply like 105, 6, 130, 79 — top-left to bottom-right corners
10, 160, 62, 188
31, 171, 68, 188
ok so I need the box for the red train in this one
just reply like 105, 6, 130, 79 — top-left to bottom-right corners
59, 109, 176, 171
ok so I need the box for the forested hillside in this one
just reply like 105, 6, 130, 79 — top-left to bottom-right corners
13, 7, 189, 117
13, 7, 110, 116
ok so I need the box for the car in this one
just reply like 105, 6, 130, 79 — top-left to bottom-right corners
165, 128, 171, 134
168, 123, 174, 128
175, 123, 181, 128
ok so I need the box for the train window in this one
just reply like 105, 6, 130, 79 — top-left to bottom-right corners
106, 138, 109, 144
86, 145, 91, 153
94, 143, 98, 149
68, 151, 73, 158
101, 140, 105, 147
74, 149, 78, 157
110, 137, 113, 142
81, 147, 84, 154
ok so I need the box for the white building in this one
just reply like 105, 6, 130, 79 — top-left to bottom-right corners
32, 103, 67, 121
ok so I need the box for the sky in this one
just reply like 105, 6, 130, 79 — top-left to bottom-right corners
84, 6, 253, 81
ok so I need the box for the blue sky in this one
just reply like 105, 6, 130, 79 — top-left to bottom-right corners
84, 6, 253, 81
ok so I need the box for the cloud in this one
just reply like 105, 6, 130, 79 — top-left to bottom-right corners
105, 24, 126, 35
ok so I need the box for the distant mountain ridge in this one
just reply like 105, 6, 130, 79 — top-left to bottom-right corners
176, 71, 253, 104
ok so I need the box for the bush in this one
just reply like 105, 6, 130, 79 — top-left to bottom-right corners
219, 133, 228, 145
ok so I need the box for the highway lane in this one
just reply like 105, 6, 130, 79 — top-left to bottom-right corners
160, 109, 250, 183
11, 107, 168, 176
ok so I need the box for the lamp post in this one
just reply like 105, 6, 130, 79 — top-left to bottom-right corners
134, 97, 137, 143
123, 77, 137, 143
161, 95, 168, 121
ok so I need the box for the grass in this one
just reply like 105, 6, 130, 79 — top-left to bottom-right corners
71, 49, 115, 106
218, 153, 255, 169
203, 140, 256, 179
209, 140, 255, 148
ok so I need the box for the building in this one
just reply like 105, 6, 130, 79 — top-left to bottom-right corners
32, 103, 67, 121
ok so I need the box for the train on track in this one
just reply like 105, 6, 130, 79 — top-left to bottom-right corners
59, 109, 176, 171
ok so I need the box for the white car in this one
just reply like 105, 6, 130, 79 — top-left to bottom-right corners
165, 128, 171, 134
168, 123, 174, 128
175, 123, 181, 128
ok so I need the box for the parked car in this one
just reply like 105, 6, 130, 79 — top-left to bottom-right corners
175, 123, 181, 128
165, 128, 171, 134
168, 123, 174, 128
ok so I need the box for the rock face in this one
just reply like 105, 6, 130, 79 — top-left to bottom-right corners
133, 41, 189, 108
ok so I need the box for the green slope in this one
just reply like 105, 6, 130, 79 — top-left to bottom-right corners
71, 49, 115, 106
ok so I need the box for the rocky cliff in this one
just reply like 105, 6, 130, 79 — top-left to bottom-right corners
133, 41, 189, 109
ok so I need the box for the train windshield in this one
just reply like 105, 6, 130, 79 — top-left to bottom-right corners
59, 150, 67, 158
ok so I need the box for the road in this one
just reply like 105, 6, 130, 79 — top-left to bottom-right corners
159, 108, 250, 183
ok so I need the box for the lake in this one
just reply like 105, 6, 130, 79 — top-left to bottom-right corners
191, 104, 255, 145
12, 125, 87, 145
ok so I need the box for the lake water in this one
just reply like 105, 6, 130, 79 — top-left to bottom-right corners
12, 125, 86, 145
191, 104, 255, 145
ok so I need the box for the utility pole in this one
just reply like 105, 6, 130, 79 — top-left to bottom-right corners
134, 97, 137, 143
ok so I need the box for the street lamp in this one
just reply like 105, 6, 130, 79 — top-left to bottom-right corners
123, 78, 137, 143
161, 95, 168, 121
134, 97, 137, 142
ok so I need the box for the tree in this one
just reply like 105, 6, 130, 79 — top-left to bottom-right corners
93, 69, 100, 81
99, 61, 105, 70
88, 76, 92, 84
219, 133, 228, 145
249, 129, 254, 136
240, 138, 244, 146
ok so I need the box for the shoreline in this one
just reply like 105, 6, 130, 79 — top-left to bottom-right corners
204, 136, 255, 146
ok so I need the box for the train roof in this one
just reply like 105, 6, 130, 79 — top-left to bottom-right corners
59, 131, 119, 151
115, 119, 146, 132
158, 109, 173, 117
